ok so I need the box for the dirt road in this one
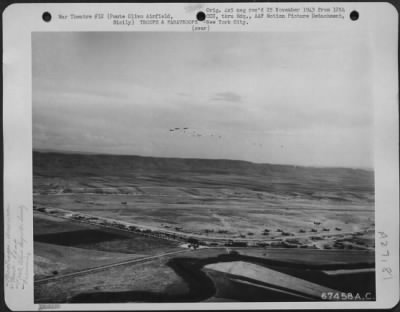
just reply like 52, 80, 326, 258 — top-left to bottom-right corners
34, 249, 191, 284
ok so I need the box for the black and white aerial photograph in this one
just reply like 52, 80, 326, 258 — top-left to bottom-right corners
32, 31, 375, 303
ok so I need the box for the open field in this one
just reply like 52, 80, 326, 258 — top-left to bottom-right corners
34, 214, 179, 254
34, 242, 143, 279
227, 248, 375, 265
34, 213, 180, 281
204, 261, 338, 299
35, 247, 194, 303
35, 247, 375, 303
34, 152, 374, 247
33, 151, 375, 302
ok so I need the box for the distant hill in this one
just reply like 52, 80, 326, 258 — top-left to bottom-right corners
33, 151, 374, 194
32, 151, 370, 175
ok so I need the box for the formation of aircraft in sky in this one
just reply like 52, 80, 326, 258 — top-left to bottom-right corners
168, 127, 222, 139
167, 127, 274, 148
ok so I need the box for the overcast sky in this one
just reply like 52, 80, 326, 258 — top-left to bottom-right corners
32, 31, 373, 168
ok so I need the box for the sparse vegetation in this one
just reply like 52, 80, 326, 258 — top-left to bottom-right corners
33, 151, 375, 303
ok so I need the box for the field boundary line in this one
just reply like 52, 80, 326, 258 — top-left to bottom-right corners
34, 249, 190, 284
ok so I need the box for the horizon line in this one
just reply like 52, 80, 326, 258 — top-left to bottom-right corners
32, 148, 374, 171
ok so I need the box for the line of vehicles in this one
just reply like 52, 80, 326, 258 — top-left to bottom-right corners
33, 205, 371, 250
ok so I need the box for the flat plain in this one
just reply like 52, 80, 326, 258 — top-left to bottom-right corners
33, 151, 375, 303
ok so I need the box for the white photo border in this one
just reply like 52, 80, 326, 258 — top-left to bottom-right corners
3, 2, 399, 310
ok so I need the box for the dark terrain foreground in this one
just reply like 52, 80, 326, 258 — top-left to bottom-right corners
33, 151, 375, 303
68, 253, 375, 303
